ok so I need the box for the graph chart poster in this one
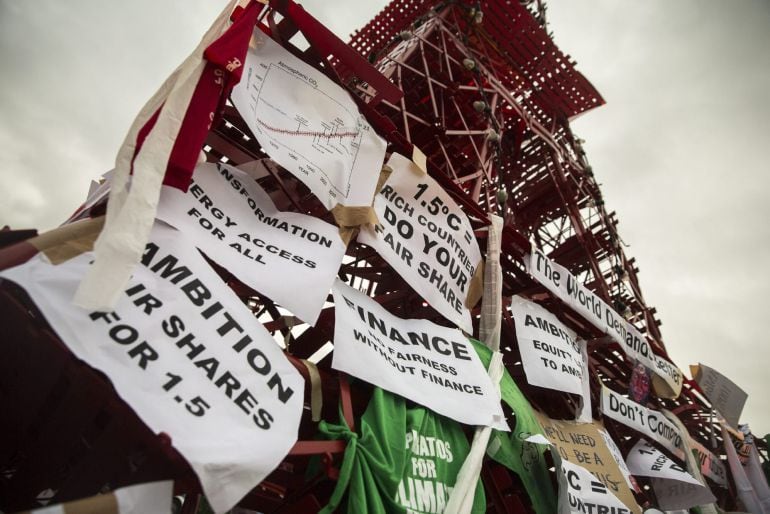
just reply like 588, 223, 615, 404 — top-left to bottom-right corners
232, 29, 387, 209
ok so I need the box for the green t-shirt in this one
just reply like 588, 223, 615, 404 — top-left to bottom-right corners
319, 387, 486, 514
471, 339, 557, 514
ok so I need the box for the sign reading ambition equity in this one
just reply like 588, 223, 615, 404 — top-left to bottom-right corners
510, 296, 586, 396
0, 224, 304, 514
331, 280, 507, 429
157, 162, 346, 325
358, 153, 482, 333
527, 248, 683, 397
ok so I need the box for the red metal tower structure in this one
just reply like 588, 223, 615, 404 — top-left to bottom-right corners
0, 0, 753, 512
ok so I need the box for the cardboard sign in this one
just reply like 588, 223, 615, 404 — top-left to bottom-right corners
510, 296, 585, 395
232, 29, 386, 209
358, 153, 482, 333
331, 280, 507, 429
536, 414, 641, 514
157, 162, 346, 325
690, 439, 728, 487
557, 458, 636, 514
28, 480, 173, 514
0, 224, 304, 514
527, 248, 683, 397
690, 364, 748, 428
601, 386, 685, 460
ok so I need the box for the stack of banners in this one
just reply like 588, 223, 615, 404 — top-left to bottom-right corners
527, 248, 683, 398
26, 480, 173, 514
689, 438, 728, 487
509, 296, 587, 396
626, 439, 716, 510
156, 162, 347, 324
331, 280, 507, 430
534, 414, 641, 514
746, 441, 770, 511
722, 424, 770, 514
556, 458, 635, 514
358, 153, 483, 333
690, 364, 748, 429
472, 340, 557, 514
231, 28, 386, 210
600, 386, 685, 460
317, 387, 486, 514
0, 223, 304, 514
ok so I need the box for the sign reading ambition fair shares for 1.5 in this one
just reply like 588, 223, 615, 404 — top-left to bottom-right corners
0, 223, 303, 514
331, 280, 507, 430
358, 153, 483, 333
527, 248, 683, 397
232, 28, 386, 210
157, 162, 346, 325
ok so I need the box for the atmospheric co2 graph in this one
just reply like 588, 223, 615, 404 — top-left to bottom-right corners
232, 30, 386, 209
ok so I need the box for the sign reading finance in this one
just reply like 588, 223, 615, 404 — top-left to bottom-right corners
535, 415, 641, 514
358, 153, 482, 333
0, 224, 304, 514
691, 363, 748, 428
331, 280, 507, 429
510, 296, 585, 395
157, 162, 346, 325
232, 29, 386, 209
601, 386, 685, 460
527, 248, 683, 397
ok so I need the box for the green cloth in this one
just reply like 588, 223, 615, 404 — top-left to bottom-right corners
318, 387, 485, 514
471, 339, 557, 514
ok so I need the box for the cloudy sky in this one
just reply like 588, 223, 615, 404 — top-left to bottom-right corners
1, 1, 768, 432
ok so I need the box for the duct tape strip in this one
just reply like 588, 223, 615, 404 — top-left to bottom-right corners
30, 217, 105, 265
73, 0, 239, 310
411, 145, 427, 174
300, 359, 323, 422
465, 260, 485, 310
331, 165, 392, 245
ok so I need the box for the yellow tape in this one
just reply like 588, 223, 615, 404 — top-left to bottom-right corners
465, 259, 484, 308
62, 492, 119, 514
30, 217, 105, 265
300, 359, 323, 422
331, 165, 392, 245
411, 146, 427, 174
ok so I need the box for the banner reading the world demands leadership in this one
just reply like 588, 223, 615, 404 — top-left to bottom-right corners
331, 279, 507, 430
156, 162, 346, 325
358, 153, 483, 333
0, 223, 303, 514
527, 248, 683, 397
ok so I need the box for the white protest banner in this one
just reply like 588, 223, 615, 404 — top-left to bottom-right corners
598, 428, 635, 490
690, 438, 728, 487
358, 153, 482, 333
28, 480, 173, 514
557, 458, 637, 514
601, 386, 685, 460
690, 363, 748, 428
156, 162, 346, 325
232, 29, 386, 209
626, 439, 715, 510
527, 248, 683, 397
510, 296, 585, 395
535, 414, 641, 514
331, 280, 507, 429
0, 224, 303, 514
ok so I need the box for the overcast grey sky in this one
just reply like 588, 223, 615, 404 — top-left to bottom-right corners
1, 1, 768, 432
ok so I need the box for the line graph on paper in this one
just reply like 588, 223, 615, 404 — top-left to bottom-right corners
232, 30, 385, 209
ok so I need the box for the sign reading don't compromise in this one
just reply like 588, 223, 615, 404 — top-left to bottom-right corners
157, 162, 346, 325
358, 153, 482, 333
331, 280, 506, 429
